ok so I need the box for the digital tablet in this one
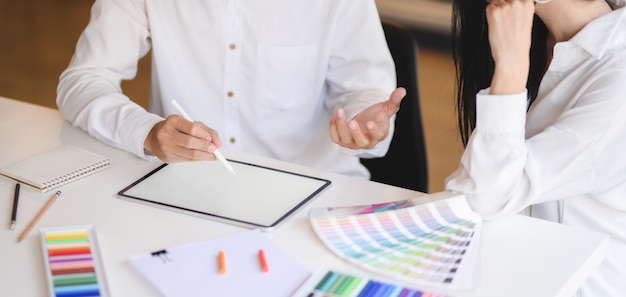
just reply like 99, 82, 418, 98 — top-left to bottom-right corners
117, 160, 331, 231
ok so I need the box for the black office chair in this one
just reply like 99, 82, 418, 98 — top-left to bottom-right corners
360, 19, 429, 193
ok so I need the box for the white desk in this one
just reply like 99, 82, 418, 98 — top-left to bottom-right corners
0, 97, 608, 297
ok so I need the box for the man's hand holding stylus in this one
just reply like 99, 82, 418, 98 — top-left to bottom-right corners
144, 115, 224, 163
329, 87, 406, 150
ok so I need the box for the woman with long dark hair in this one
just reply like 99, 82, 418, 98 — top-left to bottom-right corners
445, 0, 626, 295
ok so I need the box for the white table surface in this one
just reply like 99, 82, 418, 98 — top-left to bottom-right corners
0, 97, 608, 297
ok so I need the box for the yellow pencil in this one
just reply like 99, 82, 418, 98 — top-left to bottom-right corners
17, 191, 61, 242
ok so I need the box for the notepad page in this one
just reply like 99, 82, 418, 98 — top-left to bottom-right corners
0, 145, 111, 192
127, 230, 311, 297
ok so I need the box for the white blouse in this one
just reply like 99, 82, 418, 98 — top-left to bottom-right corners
446, 8, 626, 297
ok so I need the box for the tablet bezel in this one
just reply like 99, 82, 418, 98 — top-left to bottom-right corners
117, 160, 332, 231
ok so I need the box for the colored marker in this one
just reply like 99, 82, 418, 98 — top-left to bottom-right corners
318, 271, 341, 293
258, 249, 269, 273
218, 251, 227, 275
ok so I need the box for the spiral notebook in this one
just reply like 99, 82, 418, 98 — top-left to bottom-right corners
0, 145, 111, 192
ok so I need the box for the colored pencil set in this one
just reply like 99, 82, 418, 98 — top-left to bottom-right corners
294, 268, 448, 297
40, 225, 109, 297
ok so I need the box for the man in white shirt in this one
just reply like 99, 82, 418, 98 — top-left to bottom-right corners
57, 0, 404, 179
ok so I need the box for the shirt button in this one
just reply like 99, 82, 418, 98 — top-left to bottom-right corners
229, 43, 236, 50
229, 137, 236, 144
227, 91, 234, 97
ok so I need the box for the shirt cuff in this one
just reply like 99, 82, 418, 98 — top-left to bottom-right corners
127, 113, 165, 160
476, 88, 527, 134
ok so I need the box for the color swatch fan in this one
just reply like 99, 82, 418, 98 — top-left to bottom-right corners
308, 193, 482, 294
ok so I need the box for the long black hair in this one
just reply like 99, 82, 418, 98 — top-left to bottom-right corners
451, 1, 548, 146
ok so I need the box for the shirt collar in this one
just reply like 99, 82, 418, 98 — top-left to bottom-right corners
570, 7, 626, 60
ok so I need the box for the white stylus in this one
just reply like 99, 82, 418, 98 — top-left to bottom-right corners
170, 99, 236, 175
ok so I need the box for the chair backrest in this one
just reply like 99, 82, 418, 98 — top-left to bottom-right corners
360, 19, 429, 193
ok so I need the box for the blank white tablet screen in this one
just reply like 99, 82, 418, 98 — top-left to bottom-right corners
118, 160, 331, 229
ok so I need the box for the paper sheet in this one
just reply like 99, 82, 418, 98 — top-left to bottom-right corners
128, 230, 311, 297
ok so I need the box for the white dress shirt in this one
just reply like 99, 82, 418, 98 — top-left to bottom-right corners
57, 0, 396, 179
445, 8, 626, 297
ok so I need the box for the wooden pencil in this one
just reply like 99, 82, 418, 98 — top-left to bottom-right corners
17, 191, 61, 242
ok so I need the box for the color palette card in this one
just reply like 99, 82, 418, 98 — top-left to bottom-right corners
308, 193, 481, 294
292, 266, 452, 297
39, 225, 109, 297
